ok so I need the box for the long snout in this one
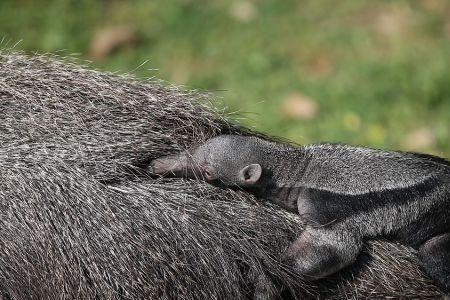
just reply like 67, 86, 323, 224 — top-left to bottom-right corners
149, 152, 191, 177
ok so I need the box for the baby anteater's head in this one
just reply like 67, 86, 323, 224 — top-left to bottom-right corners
150, 135, 265, 187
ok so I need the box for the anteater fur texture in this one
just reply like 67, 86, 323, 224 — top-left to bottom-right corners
0, 52, 445, 299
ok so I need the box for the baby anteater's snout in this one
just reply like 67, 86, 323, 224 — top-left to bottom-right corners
150, 152, 189, 176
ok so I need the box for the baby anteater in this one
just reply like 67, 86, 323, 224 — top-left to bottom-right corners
151, 134, 450, 293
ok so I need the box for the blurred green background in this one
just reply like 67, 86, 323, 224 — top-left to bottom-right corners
1, 0, 449, 156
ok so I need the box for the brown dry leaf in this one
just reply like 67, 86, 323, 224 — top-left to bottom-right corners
89, 26, 137, 60
420, 0, 447, 13
401, 128, 436, 151
373, 6, 413, 39
229, 1, 257, 23
308, 55, 334, 77
280, 93, 319, 121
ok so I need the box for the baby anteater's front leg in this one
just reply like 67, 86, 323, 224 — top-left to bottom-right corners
283, 227, 362, 279
419, 233, 450, 294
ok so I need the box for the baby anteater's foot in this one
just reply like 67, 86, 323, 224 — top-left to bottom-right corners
282, 227, 362, 280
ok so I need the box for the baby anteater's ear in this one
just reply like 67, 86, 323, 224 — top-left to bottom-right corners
238, 164, 262, 185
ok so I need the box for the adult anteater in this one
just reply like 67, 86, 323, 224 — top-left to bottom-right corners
0, 51, 445, 299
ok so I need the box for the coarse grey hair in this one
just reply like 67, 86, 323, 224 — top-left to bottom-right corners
0, 51, 444, 299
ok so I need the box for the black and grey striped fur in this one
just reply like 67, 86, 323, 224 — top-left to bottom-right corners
2, 51, 448, 299
151, 134, 450, 294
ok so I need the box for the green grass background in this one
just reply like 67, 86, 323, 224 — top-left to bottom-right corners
1, 0, 449, 156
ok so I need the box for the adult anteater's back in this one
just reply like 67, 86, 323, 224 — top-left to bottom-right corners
0, 52, 240, 181
0, 51, 445, 299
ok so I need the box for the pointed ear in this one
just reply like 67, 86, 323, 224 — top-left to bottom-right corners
239, 164, 262, 185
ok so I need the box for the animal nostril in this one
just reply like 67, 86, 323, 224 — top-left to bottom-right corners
148, 159, 162, 174
204, 171, 213, 181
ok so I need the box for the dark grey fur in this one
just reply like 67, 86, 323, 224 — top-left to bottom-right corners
0, 51, 446, 299
151, 134, 450, 294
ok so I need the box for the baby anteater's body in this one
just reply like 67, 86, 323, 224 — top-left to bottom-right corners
151, 135, 450, 293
